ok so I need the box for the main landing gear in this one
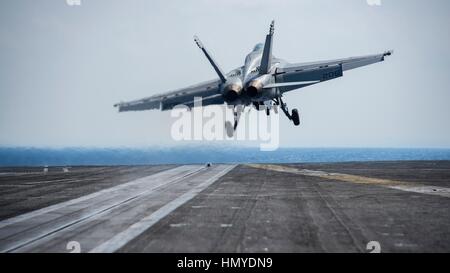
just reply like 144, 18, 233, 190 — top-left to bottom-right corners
275, 97, 300, 126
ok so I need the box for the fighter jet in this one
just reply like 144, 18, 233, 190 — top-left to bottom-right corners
114, 21, 392, 136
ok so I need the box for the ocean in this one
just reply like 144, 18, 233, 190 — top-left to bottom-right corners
1, 147, 450, 166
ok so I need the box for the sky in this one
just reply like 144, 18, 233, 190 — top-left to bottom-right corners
0, 0, 449, 148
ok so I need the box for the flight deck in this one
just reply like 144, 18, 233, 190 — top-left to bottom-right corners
0, 161, 449, 253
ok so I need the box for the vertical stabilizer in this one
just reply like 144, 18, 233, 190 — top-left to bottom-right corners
259, 20, 275, 75
194, 36, 227, 83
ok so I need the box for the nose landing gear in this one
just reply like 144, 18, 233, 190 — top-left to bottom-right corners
225, 105, 244, 137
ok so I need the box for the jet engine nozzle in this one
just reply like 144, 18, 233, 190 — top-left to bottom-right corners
222, 78, 243, 101
246, 80, 264, 97
246, 75, 271, 97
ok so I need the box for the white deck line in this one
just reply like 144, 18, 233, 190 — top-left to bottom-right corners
0, 166, 207, 252
90, 164, 236, 253
0, 165, 197, 229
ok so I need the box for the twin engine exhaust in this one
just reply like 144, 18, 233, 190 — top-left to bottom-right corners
222, 74, 272, 101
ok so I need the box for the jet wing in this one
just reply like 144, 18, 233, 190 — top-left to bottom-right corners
114, 79, 223, 112
278, 51, 393, 73
275, 51, 393, 93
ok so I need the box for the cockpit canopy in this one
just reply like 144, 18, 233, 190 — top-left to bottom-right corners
245, 43, 265, 66
252, 43, 264, 52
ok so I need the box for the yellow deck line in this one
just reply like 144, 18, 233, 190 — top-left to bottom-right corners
246, 164, 450, 198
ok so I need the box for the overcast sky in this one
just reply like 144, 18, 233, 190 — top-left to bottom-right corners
1, 0, 449, 148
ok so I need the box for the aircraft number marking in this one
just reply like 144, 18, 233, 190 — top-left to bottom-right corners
322, 70, 342, 81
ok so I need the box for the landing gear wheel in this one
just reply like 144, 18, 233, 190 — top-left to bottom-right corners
292, 109, 300, 126
266, 108, 270, 116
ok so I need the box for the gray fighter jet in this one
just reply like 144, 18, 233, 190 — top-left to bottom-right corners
114, 21, 392, 135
